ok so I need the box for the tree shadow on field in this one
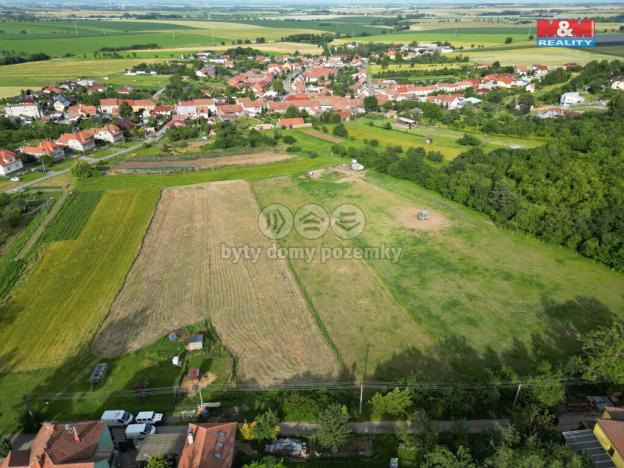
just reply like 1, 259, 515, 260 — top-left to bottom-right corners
91, 306, 153, 357
370, 295, 618, 381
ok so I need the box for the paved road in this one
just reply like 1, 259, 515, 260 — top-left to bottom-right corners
278, 413, 599, 436
278, 419, 511, 436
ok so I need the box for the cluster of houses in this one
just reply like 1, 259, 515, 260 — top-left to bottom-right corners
0, 420, 237, 468
0, 124, 124, 176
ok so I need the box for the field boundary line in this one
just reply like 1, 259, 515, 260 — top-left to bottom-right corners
15, 190, 68, 260
90, 189, 163, 354
249, 182, 346, 374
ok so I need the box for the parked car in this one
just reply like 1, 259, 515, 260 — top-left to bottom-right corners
135, 411, 164, 425
10, 177, 21, 182
125, 423, 156, 440
101, 410, 134, 427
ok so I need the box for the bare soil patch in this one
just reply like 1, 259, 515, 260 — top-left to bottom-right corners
93, 180, 338, 385
113, 151, 291, 172
398, 208, 451, 231
308, 165, 365, 183
302, 128, 343, 143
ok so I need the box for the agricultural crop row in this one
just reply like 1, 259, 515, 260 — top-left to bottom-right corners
0, 190, 160, 372
41, 191, 103, 243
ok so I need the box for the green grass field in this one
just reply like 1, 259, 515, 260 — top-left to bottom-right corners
254, 172, 624, 378
0, 58, 161, 88
337, 26, 533, 48
345, 121, 543, 160
457, 46, 618, 66
0, 190, 159, 372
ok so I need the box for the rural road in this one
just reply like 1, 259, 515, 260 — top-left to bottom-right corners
278, 419, 511, 436
278, 413, 598, 436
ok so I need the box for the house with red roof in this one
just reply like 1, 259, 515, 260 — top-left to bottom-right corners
277, 117, 306, 129
56, 130, 96, 153
0, 421, 114, 468
177, 422, 237, 468
20, 140, 65, 160
94, 124, 123, 144
303, 67, 334, 84
0, 148, 23, 176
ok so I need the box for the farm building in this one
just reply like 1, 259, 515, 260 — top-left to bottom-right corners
187, 334, 204, 351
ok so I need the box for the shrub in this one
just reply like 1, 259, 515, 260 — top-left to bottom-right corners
71, 160, 96, 179
282, 135, 297, 144
457, 134, 481, 146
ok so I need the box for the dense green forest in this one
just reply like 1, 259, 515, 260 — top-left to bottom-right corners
340, 95, 624, 269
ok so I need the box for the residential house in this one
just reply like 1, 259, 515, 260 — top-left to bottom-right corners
0, 148, 23, 176
532, 64, 550, 78
54, 96, 74, 113
4, 103, 41, 119
426, 94, 465, 110
95, 124, 123, 144
239, 97, 264, 116
20, 140, 65, 160
303, 67, 334, 84
593, 417, 624, 467
560, 92, 585, 107
56, 130, 96, 153
196, 66, 217, 78
176, 99, 217, 117
67, 104, 97, 118
215, 103, 244, 121
0, 421, 114, 468
277, 117, 306, 129
177, 422, 237, 468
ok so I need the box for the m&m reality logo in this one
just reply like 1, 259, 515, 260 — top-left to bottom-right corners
536, 19, 595, 47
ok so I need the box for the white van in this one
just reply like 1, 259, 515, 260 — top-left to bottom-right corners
135, 411, 164, 425
125, 423, 156, 440
100, 410, 134, 427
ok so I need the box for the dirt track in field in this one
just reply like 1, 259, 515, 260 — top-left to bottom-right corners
92, 180, 339, 384
113, 151, 291, 172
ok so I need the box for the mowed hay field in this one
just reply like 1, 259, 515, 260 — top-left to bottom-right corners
253, 173, 624, 378
0, 190, 159, 372
252, 177, 437, 378
93, 180, 339, 384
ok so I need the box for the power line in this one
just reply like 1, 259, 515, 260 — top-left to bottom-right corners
26, 375, 620, 402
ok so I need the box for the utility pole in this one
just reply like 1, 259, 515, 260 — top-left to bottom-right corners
359, 344, 369, 415
512, 383, 522, 408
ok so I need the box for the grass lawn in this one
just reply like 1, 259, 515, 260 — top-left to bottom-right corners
0, 189, 159, 372
344, 120, 543, 160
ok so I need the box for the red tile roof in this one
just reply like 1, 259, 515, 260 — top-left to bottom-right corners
177, 423, 237, 468
0, 148, 18, 166
1, 421, 110, 468
596, 418, 624, 458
